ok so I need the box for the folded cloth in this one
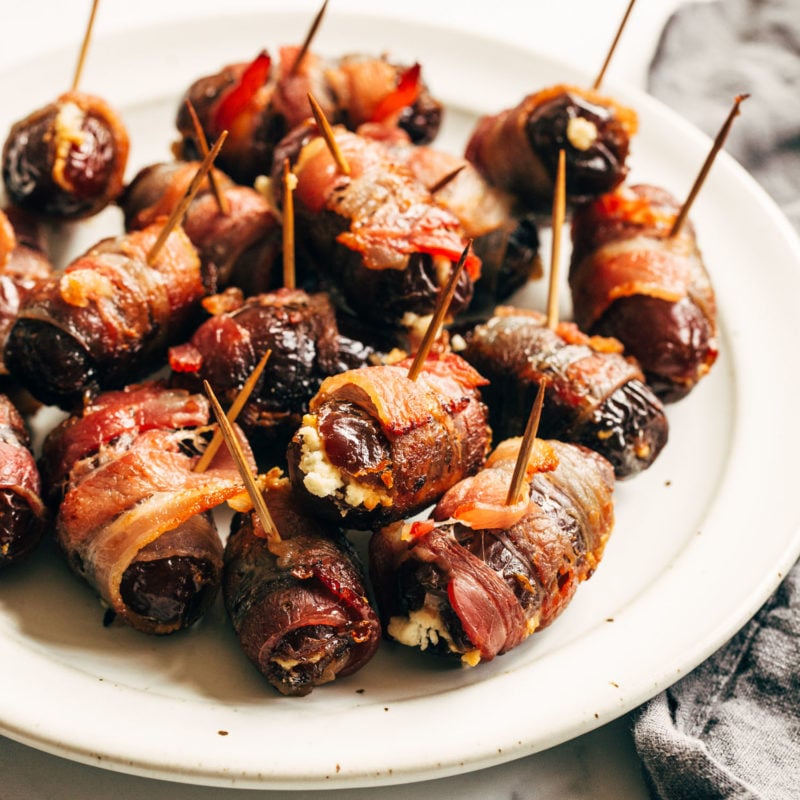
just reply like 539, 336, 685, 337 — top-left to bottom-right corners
635, 1, 800, 797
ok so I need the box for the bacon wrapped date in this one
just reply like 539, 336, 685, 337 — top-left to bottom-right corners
2, 91, 129, 220
0, 207, 53, 378
465, 85, 637, 211
168, 287, 374, 462
275, 124, 481, 330
461, 307, 668, 478
376, 131, 541, 318
287, 352, 491, 530
40, 381, 250, 634
175, 47, 442, 185
0, 394, 47, 569
569, 183, 718, 402
4, 222, 205, 410
121, 160, 282, 295
224, 470, 381, 696
369, 436, 614, 665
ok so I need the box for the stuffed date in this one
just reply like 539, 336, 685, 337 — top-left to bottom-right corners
2, 91, 129, 220
569, 183, 718, 402
224, 470, 381, 696
369, 436, 615, 665
287, 352, 491, 529
461, 307, 668, 478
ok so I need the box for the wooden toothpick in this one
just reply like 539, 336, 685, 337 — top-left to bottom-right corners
146, 130, 228, 266
593, 0, 637, 91
307, 92, 351, 175
428, 164, 466, 195
194, 347, 272, 473
505, 380, 548, 506
546, 149, 567, 330
406, 240, 472, 382
669, 94, 749, 238
71, 0, 101, 92
184, 99, 229, 215
282, 158, 296, 289
289, 0, 329, 76
204, 380, 282, 547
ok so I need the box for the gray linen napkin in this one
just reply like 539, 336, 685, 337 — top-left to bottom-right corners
634, 1, 800, 797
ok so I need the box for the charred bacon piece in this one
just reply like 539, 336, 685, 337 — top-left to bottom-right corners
121, 160, 282, 295
275, 124, 480, 330
287, 352, 491, 530
461, 307, 668, 478
224, 470, 381, 696
569, 183, 717, 402
370, 436, 614, 665
40, 381, 250, 634
4, 222, 205, 410
175, 48, 442, 186
465, 85, 637, 211
0, 394, 47, 569
2, 91, 129, 220
0, 207, 53, 379
169, 287, 374, 462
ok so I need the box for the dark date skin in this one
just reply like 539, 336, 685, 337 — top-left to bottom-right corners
0, 491, 44, 566
591, 295, 716, 403
120, 555, 219, 630
318, 400, 390, 480
525, 92, 630, 203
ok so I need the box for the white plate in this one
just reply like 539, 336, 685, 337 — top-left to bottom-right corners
1, 9, 799, 792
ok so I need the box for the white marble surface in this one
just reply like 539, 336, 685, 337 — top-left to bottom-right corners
0, 1, 697, 797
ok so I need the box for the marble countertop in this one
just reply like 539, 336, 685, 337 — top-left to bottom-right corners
0, 1, 695, 797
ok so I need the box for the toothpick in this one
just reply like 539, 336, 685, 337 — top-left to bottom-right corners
146, 130, 228, 266
194, 347, 272, 473
282, 158, 296, 289
546, 149, 567, 330
593, 0, 637, 91
307, 92, 350, 175
289, 0, 329, 76
669, 94, 749, 238
71, 0, 100, 92
406, 241, 472, 382
505, 380, 548, 506
428, 164, 466, 195
204, 380, 282, 546
184, 99, 229, 215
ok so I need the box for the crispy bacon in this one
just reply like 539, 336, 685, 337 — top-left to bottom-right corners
224, 471, 381, 696
569, 183, 718, 401
4, 223, 205, 410
2, 91, 129, 220
43, 381, 249, 635
121, 160, 282, 294
465, 84, 637, 211
0, 394, 46, 568
277, 125, 480, 328
369, 437, 615, 664
286, 352, 491, 529
168, 287, 374, 463
176, 48, 442, 186
461, 307, 669, 478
